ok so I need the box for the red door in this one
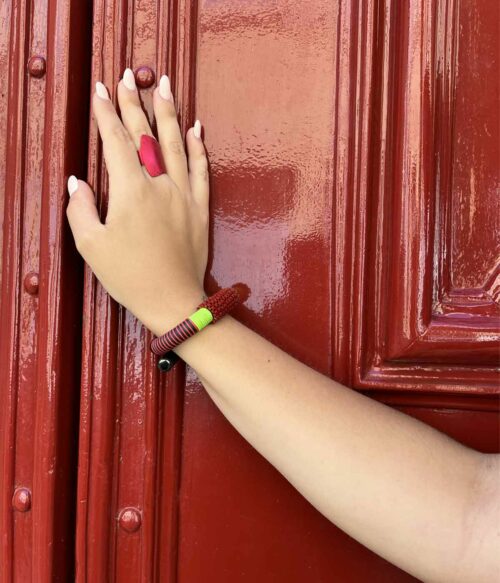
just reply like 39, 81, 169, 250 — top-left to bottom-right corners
1, 0, 498, 581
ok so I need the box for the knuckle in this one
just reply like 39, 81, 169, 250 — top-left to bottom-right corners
195, 167, 209, 181
191, 158, 209, 180
130, 127, 152, 146
194, 152, 208, 166
109, 123, 132, 144
167, 140, 186, 157
161, 103, 178, 120
75, 227, 101, 255
75, 224, 106, 258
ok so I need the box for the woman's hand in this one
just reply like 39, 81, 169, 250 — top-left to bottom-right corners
66, 69, 209, 335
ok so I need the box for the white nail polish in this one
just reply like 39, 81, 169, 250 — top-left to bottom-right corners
95, 81, 109, 100
68, 175, 79, 196
123, 68, 136, 91
193, 119, 202, 138
159, 74, 172, 101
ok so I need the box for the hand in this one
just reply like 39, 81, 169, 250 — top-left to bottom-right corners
66, 69, 209, 335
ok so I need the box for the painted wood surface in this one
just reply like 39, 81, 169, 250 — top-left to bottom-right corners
0, 0, 498, 581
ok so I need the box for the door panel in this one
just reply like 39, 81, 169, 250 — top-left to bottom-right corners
341, 0, 500, 391
74, 1, 195, 581
177, 1, 499, 580
0, 1, 91, 581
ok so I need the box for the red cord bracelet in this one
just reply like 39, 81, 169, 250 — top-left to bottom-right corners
150, 286, 241, 356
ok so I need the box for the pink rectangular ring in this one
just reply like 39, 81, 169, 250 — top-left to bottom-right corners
138, 134, 167, 177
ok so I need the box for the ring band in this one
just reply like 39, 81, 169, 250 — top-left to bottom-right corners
138, 134, 166, 177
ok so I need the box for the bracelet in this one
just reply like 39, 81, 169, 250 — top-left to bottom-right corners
150, 287, 241, 368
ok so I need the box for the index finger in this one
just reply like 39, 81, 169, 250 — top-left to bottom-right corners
93, 81, 143, 182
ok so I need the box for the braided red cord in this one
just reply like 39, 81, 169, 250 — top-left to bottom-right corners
150, 286, 240, 355
198, 286, 240, 322
150, 317, 198, 355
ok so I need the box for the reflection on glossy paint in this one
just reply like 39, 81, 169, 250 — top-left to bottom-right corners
212, 215, 290, 314
198, 0, 336, 337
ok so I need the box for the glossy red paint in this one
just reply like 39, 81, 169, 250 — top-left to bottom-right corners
0, 0, 92, 581
362, 0, 500, 370
327, 0, 500, 392
177, 1, 499, 580
0, 0, 497, 581
74, 1, 196, 580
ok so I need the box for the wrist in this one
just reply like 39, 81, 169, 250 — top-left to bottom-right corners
140, 288, 206, 337
147, 285, 242, 359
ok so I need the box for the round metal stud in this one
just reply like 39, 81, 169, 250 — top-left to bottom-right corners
12, 487, 31, 512
28, 56, 46, 78
24, 272, 39, 295
135, 66, 155, 89
157, 352, 180, 372
118, 507, 142, 533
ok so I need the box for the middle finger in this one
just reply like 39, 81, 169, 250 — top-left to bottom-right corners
117, 68, 156, 158
153, 75, 190, 193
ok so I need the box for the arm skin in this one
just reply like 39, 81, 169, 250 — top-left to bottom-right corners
66, 73, 499, 583
153, 298, 500, 583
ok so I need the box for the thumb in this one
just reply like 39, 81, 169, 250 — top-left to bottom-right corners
66, 176, 103, 251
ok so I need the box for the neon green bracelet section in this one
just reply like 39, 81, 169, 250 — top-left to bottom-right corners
189, 307, 213, 331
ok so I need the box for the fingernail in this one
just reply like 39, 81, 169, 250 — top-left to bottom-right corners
123, 68, 136, 91
68, 175, 79, 197
95, 81, 109, 100
159, 74, 172, 101
193, 119, 202, 139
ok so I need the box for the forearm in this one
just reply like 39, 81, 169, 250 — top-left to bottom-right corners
151, 305, 493, 582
